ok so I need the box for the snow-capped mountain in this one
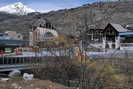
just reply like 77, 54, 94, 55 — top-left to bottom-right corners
0, 2, 35, 15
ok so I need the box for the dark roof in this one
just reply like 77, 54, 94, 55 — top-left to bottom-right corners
108, 23, 128, 32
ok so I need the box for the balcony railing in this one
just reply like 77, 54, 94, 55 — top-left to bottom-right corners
120, 43, 133, 47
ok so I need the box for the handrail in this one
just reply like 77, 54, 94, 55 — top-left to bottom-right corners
120, 43, 133, 47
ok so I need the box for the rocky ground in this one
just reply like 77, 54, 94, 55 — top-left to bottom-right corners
0, 79, 74, 89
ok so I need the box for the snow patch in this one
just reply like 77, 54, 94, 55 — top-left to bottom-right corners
0, 2, 35, 15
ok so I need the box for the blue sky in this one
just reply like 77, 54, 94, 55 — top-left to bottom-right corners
0, 0, 99, 12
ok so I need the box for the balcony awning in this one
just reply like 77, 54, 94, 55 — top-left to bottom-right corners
119, 32, 133, 36
0, 39, 28, 47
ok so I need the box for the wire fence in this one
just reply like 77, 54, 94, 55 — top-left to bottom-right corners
0, 46, 133, 89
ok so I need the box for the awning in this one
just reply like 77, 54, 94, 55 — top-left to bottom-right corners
119, 32, 133, 36
0, 39, 28, 47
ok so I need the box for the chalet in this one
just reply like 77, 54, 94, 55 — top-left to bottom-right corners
85, 23, 133, 50
102, 23, 132, 50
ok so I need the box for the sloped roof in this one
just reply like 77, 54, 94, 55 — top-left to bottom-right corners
110, 23, 128, 32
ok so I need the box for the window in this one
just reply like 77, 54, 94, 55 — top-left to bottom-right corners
44, 32, 54, 38
18, 35, 21, 38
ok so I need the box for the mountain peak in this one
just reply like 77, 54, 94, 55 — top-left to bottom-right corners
13, 2, 25, 7
0, 2, 35, 15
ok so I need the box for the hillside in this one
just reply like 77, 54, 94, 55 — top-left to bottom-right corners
0, 1, 133, 39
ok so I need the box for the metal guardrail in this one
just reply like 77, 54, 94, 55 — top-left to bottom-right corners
0, 64, 31, 72
0, 56, 40, 72
0, 56, 40, 65
120, 43, 133, 47
0, 47, 73, 72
